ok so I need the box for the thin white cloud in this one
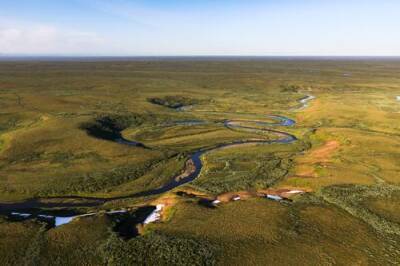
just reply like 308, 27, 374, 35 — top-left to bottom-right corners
0, 22, 115, 55
81, 0, 159, 29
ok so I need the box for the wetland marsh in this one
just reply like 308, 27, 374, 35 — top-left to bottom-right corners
1, 58, 400, 265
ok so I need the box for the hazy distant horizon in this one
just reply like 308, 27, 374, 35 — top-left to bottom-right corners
1, 55, 400, 62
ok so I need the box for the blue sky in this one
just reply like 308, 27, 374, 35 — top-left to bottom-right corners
0, 0, 399, 56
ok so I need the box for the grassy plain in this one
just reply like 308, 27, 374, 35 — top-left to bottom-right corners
1, 58, 400, 265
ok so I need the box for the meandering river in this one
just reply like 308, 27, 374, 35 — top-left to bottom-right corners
1, 95, 315, 226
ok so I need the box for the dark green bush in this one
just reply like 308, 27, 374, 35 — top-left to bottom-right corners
102, 232, 216, 266
148, 96, 198, 109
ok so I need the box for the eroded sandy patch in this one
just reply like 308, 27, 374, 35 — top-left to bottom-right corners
294, 140, 340, 177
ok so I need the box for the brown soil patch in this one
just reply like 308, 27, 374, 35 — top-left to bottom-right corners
153, 196, 176, 208
306, 140, 339, 162
294, 140, 340, 177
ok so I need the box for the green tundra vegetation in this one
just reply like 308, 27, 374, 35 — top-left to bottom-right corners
1, 58, 400, 265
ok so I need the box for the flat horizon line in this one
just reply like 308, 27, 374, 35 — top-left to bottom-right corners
1, 55, 400, 62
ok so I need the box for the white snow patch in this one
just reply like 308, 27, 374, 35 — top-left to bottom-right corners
106, 210, 127, 214
38, 214, 54, 219
9, 209, 130, 228
286, 190, 304, 194
143, 204, 164, 225
77, 213, 96, 218
11, 212, 31, 218
300, 95, 315, 104
55, 216, 75, 227
211, 200, 221, 206
294, 95, 316, 111
266, 194, 283, 201
54, 213, 98, 227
